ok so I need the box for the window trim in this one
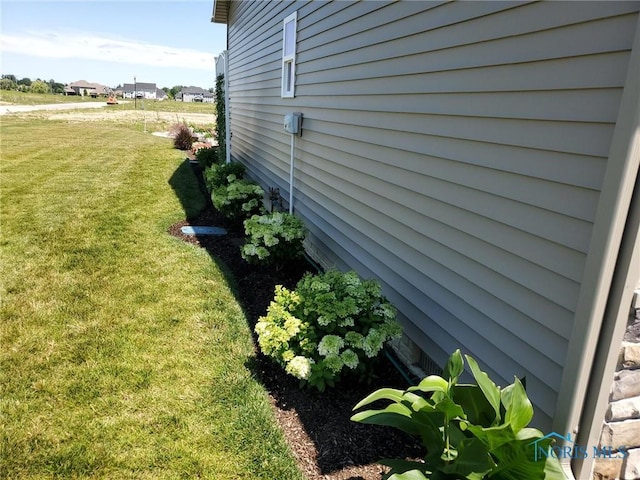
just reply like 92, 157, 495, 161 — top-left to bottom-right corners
281, 11, 297, 98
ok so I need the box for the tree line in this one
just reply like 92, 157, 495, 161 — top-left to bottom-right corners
2, 74, 215, 99
1, 75, 65, 94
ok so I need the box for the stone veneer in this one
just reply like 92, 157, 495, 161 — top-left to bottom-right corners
594, 291, 640, 480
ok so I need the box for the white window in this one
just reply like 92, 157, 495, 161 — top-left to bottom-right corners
281, 12, 297, 98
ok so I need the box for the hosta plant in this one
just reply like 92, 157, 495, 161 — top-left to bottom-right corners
241, 212, 306, 267
204, 162, 247, 192
211, 175, 265, 220
255, 270, 402, 391
351, 350, 565, 480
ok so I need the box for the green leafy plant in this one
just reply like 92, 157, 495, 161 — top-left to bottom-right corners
195, 145, 218, 169
241, 212, 306, 267
255, 270, 402, 391
215, 74, 226, 164
351, 350, 566, 480
211, 176, 265, 220
204, 162, 247, 192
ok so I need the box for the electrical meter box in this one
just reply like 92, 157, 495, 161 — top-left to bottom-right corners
284, 112, 303, 134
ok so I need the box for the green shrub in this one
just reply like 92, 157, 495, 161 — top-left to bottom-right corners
211, 176, 265, 220
241, 212, 306, 266
171, 123, 193, 150
255, 270, 402, 391
351, 349, 565, 480
195, 146, 218, 169
204, 162, 247, 192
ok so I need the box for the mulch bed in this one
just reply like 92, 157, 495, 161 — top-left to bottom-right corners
169, 159, 424, 480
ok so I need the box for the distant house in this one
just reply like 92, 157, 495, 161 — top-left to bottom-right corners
179, 86, 214, 103
88, 84, 109, 98
212, 2, 640, 478
122, 82, 157, 99
155, 88, 168, 101
65, 80, 108, 97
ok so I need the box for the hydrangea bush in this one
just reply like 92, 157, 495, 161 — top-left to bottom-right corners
204, 162, 246, 192
255, 270, 402, 391
241, 212, 306, 267
211, 175, 265, 220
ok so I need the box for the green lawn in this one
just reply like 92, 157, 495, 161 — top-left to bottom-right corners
0, 91, 105, 105
0, 117, 304, 479
0, 90, 216, 115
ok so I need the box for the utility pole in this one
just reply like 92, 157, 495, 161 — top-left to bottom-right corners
134, 76, 137, 109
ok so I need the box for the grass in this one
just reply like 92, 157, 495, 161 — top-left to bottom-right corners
0, 117, 305, 479
1, 90, 216, 115
0, 91, 104, 105
120, 99, 217, 114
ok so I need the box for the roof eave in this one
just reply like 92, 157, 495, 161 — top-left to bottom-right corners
211, 0, 229, 24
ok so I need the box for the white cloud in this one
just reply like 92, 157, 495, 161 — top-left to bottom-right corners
0, 31, 215, 71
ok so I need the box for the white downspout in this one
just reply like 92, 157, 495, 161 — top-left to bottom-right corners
289, 135, 296, 214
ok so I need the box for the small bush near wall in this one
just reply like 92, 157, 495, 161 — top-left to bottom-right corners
211, 176, 265, 220
241, 212, 306, 267
204, 162, 247, 192
352, 349, 565, 480
255, 270, 402, 391
195, 146, 218, 169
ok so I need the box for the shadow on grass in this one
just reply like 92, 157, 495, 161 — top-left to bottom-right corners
168, 158, 207, 220
167, 160, 422, 480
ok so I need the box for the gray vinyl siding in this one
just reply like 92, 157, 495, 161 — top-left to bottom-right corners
226, 0, 640, 429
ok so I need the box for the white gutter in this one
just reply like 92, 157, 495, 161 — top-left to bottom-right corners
216, 51, 231, 164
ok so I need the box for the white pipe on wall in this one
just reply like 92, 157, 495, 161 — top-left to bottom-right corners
289, 133, 295, 214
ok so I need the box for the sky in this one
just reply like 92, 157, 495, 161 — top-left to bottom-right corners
0, 0, 228, 89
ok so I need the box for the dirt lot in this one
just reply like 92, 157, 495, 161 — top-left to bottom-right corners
48, 109, 214, 124
0, 102, 215, 126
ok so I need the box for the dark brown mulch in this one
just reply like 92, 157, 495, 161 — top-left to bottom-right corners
169, 160, 424, 480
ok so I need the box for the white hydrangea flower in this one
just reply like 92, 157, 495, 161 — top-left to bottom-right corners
323, 355, 344, 373
340, 349, 359, 369
345, 331, 364, 349
317, 335, 344, 357
375, 302, 396, 320
243, 244, 257, 256
363, 328, 385, 357
337, 316, 355, 327
285, 356, 314, 380
282, 349, 296, 362
284, 315, 301, 336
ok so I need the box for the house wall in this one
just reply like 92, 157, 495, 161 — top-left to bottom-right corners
225, 0, 640, 430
